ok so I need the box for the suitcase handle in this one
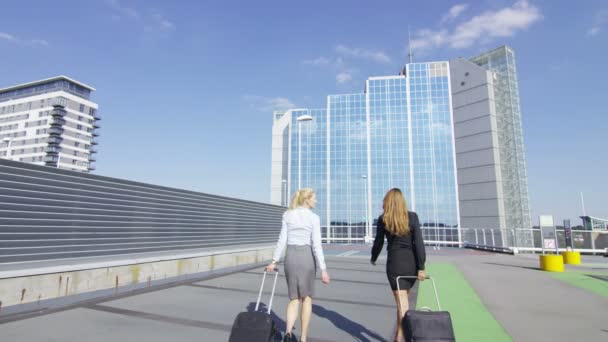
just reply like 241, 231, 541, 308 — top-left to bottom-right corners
396, 275, 441, 311
255, 268, 280, 313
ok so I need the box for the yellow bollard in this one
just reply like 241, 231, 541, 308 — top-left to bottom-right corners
539, 254, 564, 272
561, 251, 581, 265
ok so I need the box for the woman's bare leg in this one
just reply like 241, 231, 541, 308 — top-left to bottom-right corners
392, 290, 409, 341
286, 299, 300, 335
299, 296, 312, 341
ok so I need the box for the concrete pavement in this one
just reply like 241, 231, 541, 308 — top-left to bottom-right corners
1, 246, 607, 341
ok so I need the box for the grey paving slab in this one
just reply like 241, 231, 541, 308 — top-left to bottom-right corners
99, 279, 394, 341
0, 307, 228, 342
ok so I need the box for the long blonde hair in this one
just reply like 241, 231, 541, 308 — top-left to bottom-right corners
289, 188, 315, 210
382, 188, 410, 236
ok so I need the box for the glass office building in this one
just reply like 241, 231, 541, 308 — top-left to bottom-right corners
273, 62, 460, 244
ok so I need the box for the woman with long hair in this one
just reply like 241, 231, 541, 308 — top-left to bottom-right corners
266, 188, 330, 342
370, 188, 426, 342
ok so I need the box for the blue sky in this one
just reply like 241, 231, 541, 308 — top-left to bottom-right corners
1, 0, 606, 225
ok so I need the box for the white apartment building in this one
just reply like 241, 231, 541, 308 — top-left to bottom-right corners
0, 76, 100, 172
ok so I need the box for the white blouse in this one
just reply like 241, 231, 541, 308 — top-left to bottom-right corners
272, 207, 327, 270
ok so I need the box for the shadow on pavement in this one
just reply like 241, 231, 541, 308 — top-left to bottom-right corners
312, 304, 387, 342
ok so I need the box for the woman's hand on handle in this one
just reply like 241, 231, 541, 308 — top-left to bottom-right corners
265, 262, 277, 273
417, 270, 426, 281
321, 270, 330, 284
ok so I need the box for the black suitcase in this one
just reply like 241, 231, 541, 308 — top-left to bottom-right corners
397, 275, 456, 342
228, 268, 280, 342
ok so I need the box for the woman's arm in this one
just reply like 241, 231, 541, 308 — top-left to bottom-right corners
271, 216, 288, 263
311, 215, 327, 271
370, 216, 385, 263
412, 212, 426, 271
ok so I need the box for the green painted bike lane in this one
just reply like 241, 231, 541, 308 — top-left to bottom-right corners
550, 270, 608, 298
416, 263, 511, 342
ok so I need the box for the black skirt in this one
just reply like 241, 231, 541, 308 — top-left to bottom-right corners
386, 248, 417, 291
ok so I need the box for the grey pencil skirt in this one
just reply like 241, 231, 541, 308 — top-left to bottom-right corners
284, 244, 317, 300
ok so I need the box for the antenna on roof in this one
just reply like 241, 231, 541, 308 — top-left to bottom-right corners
408, 25, 413, 64
580, 192, 587, 216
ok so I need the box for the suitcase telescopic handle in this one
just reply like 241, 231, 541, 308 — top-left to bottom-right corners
255, 268, 280, 313
396, 275, 441, 311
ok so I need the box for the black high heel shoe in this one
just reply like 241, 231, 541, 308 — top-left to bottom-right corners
282, 332, 298, 342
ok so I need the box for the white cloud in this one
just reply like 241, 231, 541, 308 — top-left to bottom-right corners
30, 39, 49, 46
441, 4, 469, 23
335, 45, 391, 63
106, 0, 140, 19
152, 13, 175, 31
587, 9, 608, 37
336, 72, 353, 84
0, 32, 16, 41
0, 32, 49, 46
587, 27, 600, 36
107, 0, 175, 32
243, 95, 297, 112
303, 57, 331, 66
411, 0, 542, 50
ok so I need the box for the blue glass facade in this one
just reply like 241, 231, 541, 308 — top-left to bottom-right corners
288, 62, 460, 244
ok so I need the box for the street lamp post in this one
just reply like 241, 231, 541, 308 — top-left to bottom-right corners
296, 115, 313, 189
2, 137, 12, 160
282, 179, 287, 207
362, 174, 370, 243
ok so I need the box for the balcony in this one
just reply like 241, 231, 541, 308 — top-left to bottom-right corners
89, 146, 98, 154
48, 127, 64, 136
45, 146, 61, 154
50, 108, 66, 117
51, 97, 68, 108
88, 155, 96, 162
46, 136, 63, 145
93, 121, 101, 128
50, 118, 66, 126
44, 155, 59, 163
88, 164, 96, 171
92, 130, 100, 137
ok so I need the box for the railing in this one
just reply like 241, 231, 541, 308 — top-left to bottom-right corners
321, 225, 461, 246
461, 228, 608, 254
0, 159, 284, 264
319, 225, 607, 255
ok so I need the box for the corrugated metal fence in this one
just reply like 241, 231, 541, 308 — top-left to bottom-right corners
0, 159, 284, 264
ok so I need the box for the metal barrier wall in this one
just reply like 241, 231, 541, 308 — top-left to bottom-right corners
0, 159, 284, 264
461, 227, 608, 254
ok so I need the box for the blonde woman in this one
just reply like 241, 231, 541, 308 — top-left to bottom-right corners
370, 188, 426, 342
266, 188, 330, 342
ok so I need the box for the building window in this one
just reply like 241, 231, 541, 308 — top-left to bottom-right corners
79, 104, 85, 112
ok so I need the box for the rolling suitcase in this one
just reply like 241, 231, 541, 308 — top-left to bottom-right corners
397, 275, 456, 342
228, 268, 281, 342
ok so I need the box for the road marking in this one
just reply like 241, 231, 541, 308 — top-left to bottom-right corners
336, 250, 358, 257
